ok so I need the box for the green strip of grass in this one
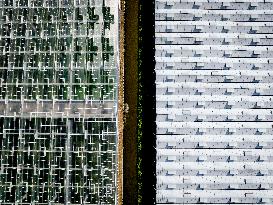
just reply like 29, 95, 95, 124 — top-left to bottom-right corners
137, 3, 143, 204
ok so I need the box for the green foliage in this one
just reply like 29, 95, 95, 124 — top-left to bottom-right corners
137, 3, 144, 203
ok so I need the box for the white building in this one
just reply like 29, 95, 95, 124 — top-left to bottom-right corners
155, 0, 273, 204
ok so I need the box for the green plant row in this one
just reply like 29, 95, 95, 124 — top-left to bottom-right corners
137, 2, 143, 204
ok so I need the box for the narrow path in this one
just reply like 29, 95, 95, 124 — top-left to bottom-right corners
123, 0, 139, 204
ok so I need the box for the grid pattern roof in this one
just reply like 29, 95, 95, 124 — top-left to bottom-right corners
0, 0, 119, 204
155, 0, 273, 204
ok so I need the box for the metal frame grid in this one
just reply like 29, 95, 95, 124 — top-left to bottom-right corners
0, 0, 119, 204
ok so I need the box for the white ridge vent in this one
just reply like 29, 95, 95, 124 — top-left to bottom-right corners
155, 0, 273, 204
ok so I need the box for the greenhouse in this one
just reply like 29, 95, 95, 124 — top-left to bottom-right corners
0, 0, 119, 204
